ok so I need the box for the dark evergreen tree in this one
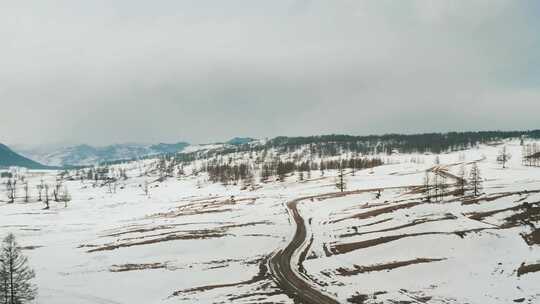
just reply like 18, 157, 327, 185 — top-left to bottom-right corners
0, 233, 37, 304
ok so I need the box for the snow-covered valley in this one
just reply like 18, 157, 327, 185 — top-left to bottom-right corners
1, 140, 540, 304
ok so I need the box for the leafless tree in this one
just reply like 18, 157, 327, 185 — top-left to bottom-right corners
36, 179, 44, 202
497, 145, 511, 169
469, 162, 482, 197
142, 180, 149, 196
23, 181, 29, 203
423, 171, 431, 201
60, 185, 71, 208
335, 163, 346, 192
5, 179, 16, 204
457, 164, 467, 195
53, 180, 62, 202
43, 184, 50, 209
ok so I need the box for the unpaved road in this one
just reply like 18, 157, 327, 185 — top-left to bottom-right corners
268, 188, 409, 304
268, 195, 340, 304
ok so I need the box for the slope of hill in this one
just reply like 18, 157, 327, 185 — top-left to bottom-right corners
2, 138, 540, 303
0, 143, 48, 169
15, 142, 190, 167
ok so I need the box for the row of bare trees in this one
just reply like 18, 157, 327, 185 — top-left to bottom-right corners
3, 178, 71, 209
522, 143, 540, 167
424, 162, 483, 201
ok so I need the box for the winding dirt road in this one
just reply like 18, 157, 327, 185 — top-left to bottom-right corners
268, 188, 409, 303
268, 195, 340, 304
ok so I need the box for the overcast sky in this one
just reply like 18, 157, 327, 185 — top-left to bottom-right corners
1, 0, 539, 146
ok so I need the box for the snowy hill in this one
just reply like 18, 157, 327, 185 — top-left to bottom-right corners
0, 143, 49, 169
2, 138, 540, 304
15, 142, 190, 167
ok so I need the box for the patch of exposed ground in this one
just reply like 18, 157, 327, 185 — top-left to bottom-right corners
466, 202, 540, 227
147, 197, 258, 219
110, 262, 174, 272
101, 222, 231, 238
347, 291, 388, 304
340, 214, 457, 238
332, 200, 540, 255
517, 262, 540, 277
336, 258, 446, 276
18, 245, 43, 250
330, 201, 424, 224
461, 190, 540, 205
83, 229, 229, 253
170, 256, 271, 297
522, 229, 540, 246
465, 201, 540, 246
331, 228, 494, 255
83, 221, 272, 253
347, 293, 369, 303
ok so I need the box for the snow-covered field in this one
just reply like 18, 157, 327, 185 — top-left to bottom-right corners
1, 140, 540, 303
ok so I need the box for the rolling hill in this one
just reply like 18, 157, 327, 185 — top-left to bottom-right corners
15, 142, 190, 167
0, 143, 49, 169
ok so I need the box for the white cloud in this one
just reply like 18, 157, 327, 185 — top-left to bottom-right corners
0, 0, 538, 145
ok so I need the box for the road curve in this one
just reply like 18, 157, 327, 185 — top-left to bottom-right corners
268, 194, 340, 304
268, 188, 404, 303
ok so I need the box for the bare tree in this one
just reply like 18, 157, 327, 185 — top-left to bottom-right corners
43, 184, 50, 209
23, 182, 29, 203
423, 171, 431, 201
5, 180, 16, 204
107, 181, 117, 194
0, 233, 37, 303
439, 175, 448, 201
36, 179, 44, 202
469, 162, 482, 197
53, 180, 62, 202
457, 164, 467, 195
497, 145, 511, 169
142, 180, 149, 196
432, 172, 439, 201
60, 186, 71, 208
335, 163, 346, 192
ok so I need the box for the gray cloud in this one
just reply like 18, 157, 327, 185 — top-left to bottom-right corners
1, 0, 539, 145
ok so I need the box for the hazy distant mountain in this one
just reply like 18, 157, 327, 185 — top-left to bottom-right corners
226, 137, 256, 145
0, 143, 49, 169
15, 142, 190, 167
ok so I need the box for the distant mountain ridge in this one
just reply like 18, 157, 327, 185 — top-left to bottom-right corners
15, 142, 190, 167
10, 130, 540, 168
0, 144, 49, 169
226, 137, 256, 145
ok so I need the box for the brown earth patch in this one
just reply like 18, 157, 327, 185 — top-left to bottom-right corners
84, 230, 229, 253
147, 197, 258, 219
517, 262, 540, 277
522, 229, 540, 246
18, 245, 43, 250
462, 190, 540, 205
101, 222, 228, 238
330, 201, 424, 224
170, 256, 270, 297
466, 202, 540, 228
110, 262, 172, 272
336, 258, 446, 276
340, 214, 457, 238
85, 221, 272, 253
331, 228, 494, 255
